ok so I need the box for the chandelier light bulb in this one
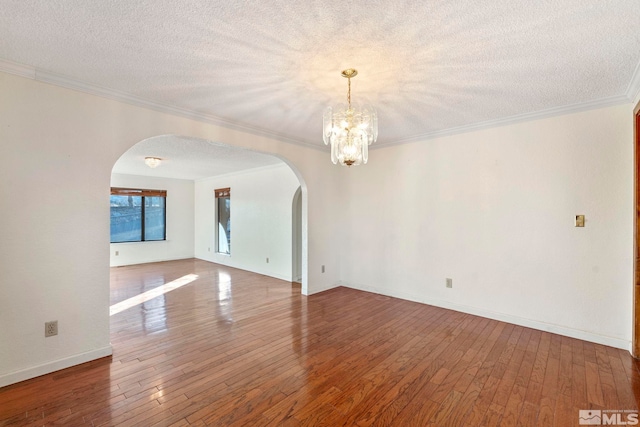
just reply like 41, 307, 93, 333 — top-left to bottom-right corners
323, 68, 377, 167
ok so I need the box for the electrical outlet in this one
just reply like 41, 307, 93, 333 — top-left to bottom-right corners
446, 278, 453, 288
266, 257, 269, 263
322, 265, 325, 273
45, 321, 58, 337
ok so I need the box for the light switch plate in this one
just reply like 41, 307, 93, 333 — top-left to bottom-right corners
575, 215, 585, 227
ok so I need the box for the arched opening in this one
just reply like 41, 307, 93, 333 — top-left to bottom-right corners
108, 135, 309, 311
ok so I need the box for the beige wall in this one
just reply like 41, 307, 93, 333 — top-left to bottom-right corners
0, 71, 345, 387
0, 68, 636, 388
194, 164, 301, 281
340, 104, 634, 350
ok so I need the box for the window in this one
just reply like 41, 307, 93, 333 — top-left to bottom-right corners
215, 188, 231, 254
110, 188, 166, 243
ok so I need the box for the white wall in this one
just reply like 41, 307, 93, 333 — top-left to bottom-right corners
110, 174, 195, 267
340, 104, 634, 350
194, 165, 300, 281
0, 71, 343, 387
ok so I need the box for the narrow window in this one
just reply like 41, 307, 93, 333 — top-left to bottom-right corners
110, 188, 167, 243
215, 188, 231, 254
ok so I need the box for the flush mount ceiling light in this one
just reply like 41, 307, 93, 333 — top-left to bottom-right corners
323, 68, 377, 167
144, 157, 162, 168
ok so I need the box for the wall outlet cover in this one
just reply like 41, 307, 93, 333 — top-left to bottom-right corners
45, 320, 58, 337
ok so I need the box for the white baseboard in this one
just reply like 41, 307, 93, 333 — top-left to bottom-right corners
110, 256, 194, 268
0, 345, 113, 388
193, 256, 295, 282
266, 272, 294, 282
341, 282, 631, 352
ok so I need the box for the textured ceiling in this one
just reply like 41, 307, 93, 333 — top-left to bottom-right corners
1, 0, 640, 148
112, 136, 283, 180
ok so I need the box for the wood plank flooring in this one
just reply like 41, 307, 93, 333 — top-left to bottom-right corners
1, 258, 639, 426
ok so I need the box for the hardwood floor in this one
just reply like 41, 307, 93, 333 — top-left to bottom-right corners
1, 258, 639, 426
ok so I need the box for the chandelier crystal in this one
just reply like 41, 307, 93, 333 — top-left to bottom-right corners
323, 69, 377, 166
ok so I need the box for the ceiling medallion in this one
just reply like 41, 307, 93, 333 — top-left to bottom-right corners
323, 68, 377, 167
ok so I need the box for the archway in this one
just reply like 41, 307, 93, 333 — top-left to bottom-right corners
109, 134, 308, 294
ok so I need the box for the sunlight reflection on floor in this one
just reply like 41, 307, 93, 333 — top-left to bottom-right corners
109, 274, 199, 316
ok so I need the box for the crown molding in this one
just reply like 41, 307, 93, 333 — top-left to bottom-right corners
626, 58, 640, 105
374, 94, 631, 149
2, 58, 638, 152
376, 58, 640, 149
0, 59, 324, 152
0, 59, 35, 79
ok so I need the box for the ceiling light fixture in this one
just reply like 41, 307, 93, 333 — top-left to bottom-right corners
144, 157, 162, 168
323, 68, 377, 167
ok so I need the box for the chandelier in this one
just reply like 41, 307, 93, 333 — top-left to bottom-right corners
323, 68, 377, 166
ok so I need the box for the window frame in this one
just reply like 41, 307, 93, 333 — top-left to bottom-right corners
110, 187, 167, 243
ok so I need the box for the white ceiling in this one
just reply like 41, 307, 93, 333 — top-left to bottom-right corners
1, 0, 640, 150
111, 136, 283, 180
